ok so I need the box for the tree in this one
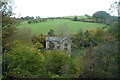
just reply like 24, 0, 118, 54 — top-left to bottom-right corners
55, 23, 71, 37
43, 50, 70, 77
1, 1, 18, 52
85, 14, 91, 18
107, 1, 119, 38
67, 55, 85, 78
24, 16, 30, 20
3, 28, 34, 52
92, 11, 111, 24
1, 1, 19, 78
48, 29, 55, 36
32, 34, 46, 47
109, 22, 119, 39
73, 16, 78, 21
109, 1, 119, 14
4, 43, 46, 78
71, 27, 116, 52
83, 41, 118, 78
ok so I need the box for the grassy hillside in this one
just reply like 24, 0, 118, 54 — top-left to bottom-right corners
17, 19, 108, 34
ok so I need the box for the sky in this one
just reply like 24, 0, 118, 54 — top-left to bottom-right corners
13, 0, 119, 18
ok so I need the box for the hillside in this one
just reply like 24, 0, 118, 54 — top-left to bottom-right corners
18, 19, 108, 34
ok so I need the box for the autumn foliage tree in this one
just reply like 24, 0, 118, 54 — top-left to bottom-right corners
32, 34, 46, 48
83, 41, 118, 78
5, 43, 45, 78
1, 1, 19, 52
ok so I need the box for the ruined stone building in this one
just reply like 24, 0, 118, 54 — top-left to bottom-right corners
46, 37, 71, 53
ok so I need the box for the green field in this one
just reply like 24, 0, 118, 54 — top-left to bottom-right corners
18, 19, 108, 34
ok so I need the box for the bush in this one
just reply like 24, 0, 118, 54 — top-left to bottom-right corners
109, 22, 118, 38
35, 42, 44, 49
3, 28, 34, 52
4, 43, 45, 78
43, 51, 85, 78
43, 50, 70, 77
73, 16, 78, 21
3, 43, 74, 78
68, 55, 85, 78
83, 41, 118, 78
32, 34, 46, 47
87, 27, 116, 46
27, 19, 33, 24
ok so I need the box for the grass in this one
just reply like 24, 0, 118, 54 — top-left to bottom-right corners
17, 19, 108, 35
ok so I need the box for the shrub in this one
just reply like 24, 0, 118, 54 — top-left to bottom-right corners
109, 22, 118, 38
73, 16, 78, 21
68, 55, 85, 78
3, 28, 34, 52
4, 44, 45, 78
32, 34, 46, 47
43, 50, 70, 77
27, 19, 32, 24
35, 42, 44, 49
87, 27, 116, 46
83, 41, 118, 78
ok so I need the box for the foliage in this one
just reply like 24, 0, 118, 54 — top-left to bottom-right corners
14, 28, 34, 43
4, 43, 45, 78
1, 1, 19, 52
92, 11, 111, 20
48, 29, 55, 36
80, 18, 85, 22
109, 1, 119, 13
1, 1, 118, 78
3, 45, 72, 78
71, 27, 107, 50
87, 27, 116, 45
1, 1, 15, 32
3, 28, 34, 52
73, 16, 78, 21
71, 29, 90, 50
27, 19, 33, 24
68, 55, 85, 78
71, 27, 116, 57
88, 27, 106, 43
109, 22, 118, 39
92, 11, 111, 24
106, 16, 118, 25
32, 34, 46, 47
35, 42, 44, 49
0, 1, 14, 17
85, 14, 91, 18
83, 41, 118, 78
43, 50, 70, 77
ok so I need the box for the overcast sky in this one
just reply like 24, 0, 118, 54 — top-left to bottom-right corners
13, 0, 119, 18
